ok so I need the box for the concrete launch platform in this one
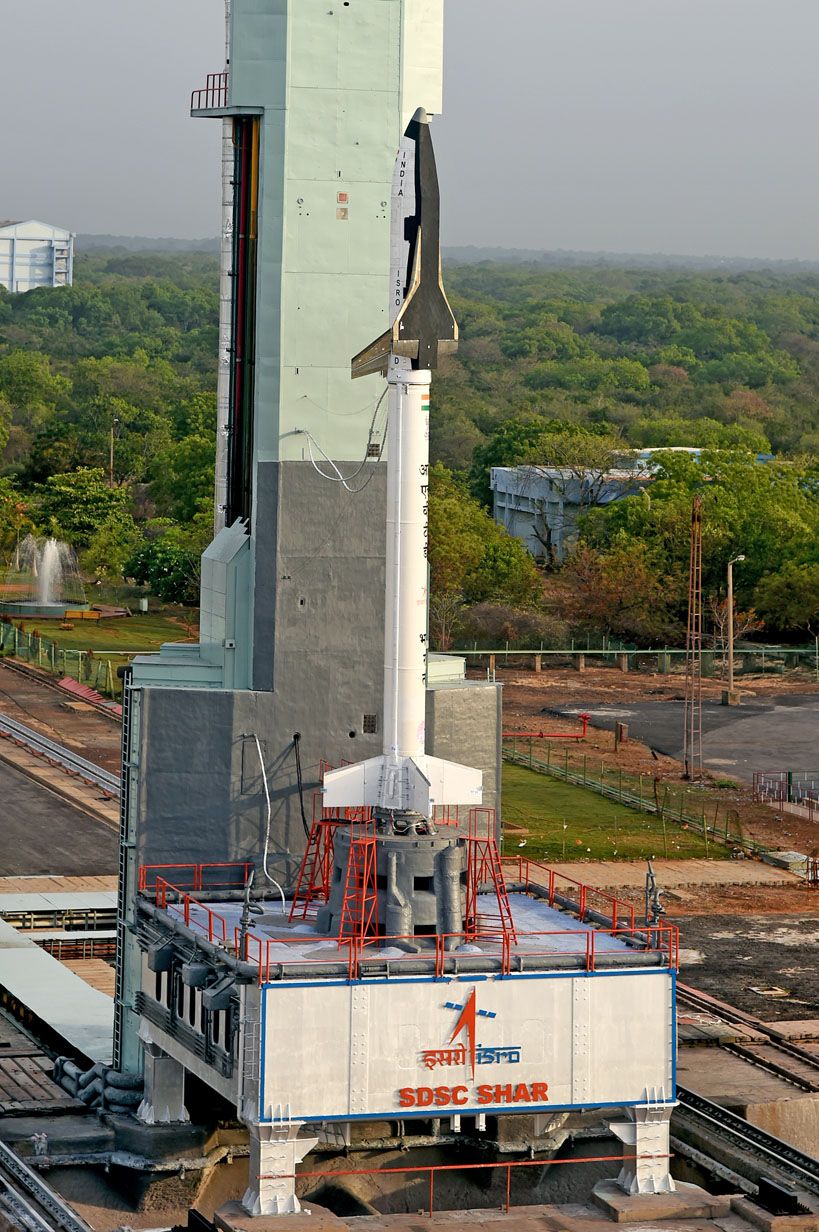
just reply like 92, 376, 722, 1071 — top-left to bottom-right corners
213, 1184, 819, 1232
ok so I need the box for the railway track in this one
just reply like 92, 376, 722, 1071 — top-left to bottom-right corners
676, 983, 819, 1198
675, 1086, 819, 1197
0, 713, 120, 799
0, 658, 120, 722
677, 982, 819, 1091
0, 1138, 91, 1232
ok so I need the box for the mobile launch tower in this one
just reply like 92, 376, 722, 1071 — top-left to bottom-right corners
115, 0, 678, 1217
117, 0, 502, 1076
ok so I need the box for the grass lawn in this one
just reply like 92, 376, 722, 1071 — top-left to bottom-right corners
502, 763, 727, 862
17, 612, 196, 655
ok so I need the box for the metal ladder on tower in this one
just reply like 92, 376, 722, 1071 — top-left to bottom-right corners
337, 825, 378, 943
465, 809, 517, 943
289, 817, 340, 922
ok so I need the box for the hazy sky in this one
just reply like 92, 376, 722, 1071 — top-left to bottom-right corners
3, 0, 817, 259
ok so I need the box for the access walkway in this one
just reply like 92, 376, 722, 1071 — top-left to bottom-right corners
0, 918, 113, 1063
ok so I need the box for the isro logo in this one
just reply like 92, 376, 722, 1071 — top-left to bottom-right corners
420, 988, 522, 1077
398, 989, 548, 1111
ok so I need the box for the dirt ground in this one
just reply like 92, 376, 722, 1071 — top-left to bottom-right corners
676, 912, 819, 1020
0, 661, 121, 772
588, 874, 819, 919
494, 665, 819, 856
487, 661, 819, 706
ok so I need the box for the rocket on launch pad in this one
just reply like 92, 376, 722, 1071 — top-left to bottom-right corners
323, 110, 482, 826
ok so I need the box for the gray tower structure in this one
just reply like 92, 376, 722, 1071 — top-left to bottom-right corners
115, 0, 502, 1074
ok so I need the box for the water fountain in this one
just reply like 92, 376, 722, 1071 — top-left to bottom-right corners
1, 535, 88, 618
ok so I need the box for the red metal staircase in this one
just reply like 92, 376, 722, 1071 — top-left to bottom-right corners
465, 808, 517, 942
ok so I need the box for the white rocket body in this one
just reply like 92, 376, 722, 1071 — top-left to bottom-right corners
323, 115, 482, 817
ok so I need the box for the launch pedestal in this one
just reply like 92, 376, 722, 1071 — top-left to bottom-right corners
242, 1119, 319, 1217
317, 825, 466, 941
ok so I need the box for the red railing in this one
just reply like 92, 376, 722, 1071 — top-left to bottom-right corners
155, 877, 231, 945
139, 861, 678, 982
237, 920, 678, 985
262, 1151, 672, 1217
190, 71, 228, 111
505, 856, 637, 932
139, 862, 251, 894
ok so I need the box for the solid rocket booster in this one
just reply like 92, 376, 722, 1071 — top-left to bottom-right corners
323, 110, 482, 818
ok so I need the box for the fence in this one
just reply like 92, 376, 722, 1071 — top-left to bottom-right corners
444, 643, 819, 679
0, 618, 119, 698
503, 737, 771, 860
753, 770, 819, 808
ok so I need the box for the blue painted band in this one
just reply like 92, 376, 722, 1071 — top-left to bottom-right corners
258, 1096, 678, 1125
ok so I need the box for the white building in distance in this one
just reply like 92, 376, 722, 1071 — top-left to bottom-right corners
0, 220, 74, 293
491, 457, 656, 565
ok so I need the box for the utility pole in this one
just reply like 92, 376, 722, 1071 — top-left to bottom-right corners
723, 554, 745, 706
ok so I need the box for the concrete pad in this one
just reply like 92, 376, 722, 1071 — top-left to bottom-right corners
677, 1048, 813, 1106
731, 1197, 819, 1232
769, 1022, 819, 1042
0, 1113, 114, 1156
552, 695, 819, 785
0, 876, 117, 895
592, 1180, 731, 1223
0, 760, 117, 877
528, 861, 799, 893
0, 918, 113, 1063
215, 1199, 344, 1231
677, 1018, 766, 1045
210, 1195, 797, 1232
0, 741, 119, 829
762, 853, 808, 873
107, 1113, 209, 1163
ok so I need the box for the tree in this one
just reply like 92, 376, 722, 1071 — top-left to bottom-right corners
125, 530, 199, 604
754, 563, 819, 636
524, 357, 650, 395
0, 352, 67, 468
0, 479, 33, 556
427, 464, 541, 646
580, 450, 819, 614
34, 468, 130, 548
124, 505, 212, 604
561, 543, 678, 645
708, 596, 764, 674
428, 591, 464, 652
628, 416, 770, 454
82, 512, 143, 581
463, 538, 541, 606
149, 435, 215, 522
468, 417, 619, 507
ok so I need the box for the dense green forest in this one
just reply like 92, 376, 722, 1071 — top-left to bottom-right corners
1, 250, 819, 643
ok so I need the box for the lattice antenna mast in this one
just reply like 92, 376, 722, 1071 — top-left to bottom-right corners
683, 496, 704, 780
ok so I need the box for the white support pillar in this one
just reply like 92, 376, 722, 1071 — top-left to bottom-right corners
242, 1115, 319, 1217
136, 1031, 189, 1125
608, 1095, 676, 1195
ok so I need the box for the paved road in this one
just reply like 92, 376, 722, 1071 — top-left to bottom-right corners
0, 761, 118, 876
554, 694, 819, 782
